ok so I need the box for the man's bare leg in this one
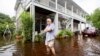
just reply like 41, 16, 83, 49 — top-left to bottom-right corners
46, 45, 50, 54
50, 47, 56, 56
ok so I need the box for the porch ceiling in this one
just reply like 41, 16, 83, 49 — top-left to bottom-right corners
74, 19, 80, 23
35, 6, 54, 15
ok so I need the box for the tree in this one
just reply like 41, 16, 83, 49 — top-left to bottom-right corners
91, 8, 100, 29
0, 13, 15, 37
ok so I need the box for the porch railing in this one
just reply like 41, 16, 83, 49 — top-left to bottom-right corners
73, 12, 86, 22
66, 19, 72, 29
57, 4, 65, 13
34, 0, 85, 20
34, 0, 56, 9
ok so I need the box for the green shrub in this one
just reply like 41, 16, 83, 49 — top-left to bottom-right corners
64, 29, 73, 37
20, 11, 33, 42
16, 29, 22, 36
34, 34, 43, 42
57, 29, 73, 38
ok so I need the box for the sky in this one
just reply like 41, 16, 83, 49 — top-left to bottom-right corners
0, 0, 16, 17
73, 0, 100, 14
0, 0, 100, 17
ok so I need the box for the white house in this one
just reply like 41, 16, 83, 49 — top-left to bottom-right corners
15, 0, 88, 42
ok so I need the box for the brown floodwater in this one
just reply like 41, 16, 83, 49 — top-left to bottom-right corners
0, 35, 100, 56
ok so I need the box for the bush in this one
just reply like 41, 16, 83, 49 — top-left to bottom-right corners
15, 29, 22, 36
20, 11, 33, 42
34, 34, 43, 42
57, 29, 73, 38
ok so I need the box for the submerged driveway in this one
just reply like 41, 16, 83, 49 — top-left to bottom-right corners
0, 36, 100, 56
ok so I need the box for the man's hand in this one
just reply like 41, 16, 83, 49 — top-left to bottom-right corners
39, 31, 45, 36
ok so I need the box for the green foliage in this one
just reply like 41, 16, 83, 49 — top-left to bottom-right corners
86, 15, 91, 21
20, 11, 33, 41
57, 29, 73, 38
91, 8, 100, 29
15, 29, 22, 36
34, 34, 43, 42
87, 8, 100, 29
0, 13, 15, 37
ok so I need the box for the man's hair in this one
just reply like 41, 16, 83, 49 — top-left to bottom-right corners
46, 17, 54, 22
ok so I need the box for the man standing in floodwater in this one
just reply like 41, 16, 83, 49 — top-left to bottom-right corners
42, 18, 56, 56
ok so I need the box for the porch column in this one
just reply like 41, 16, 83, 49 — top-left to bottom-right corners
71, 6, 74, 32
77, 9, 78, 15
79, 22, 82, 34
55, 0, 58, 35
54, 13, 59, 35
55, 0, 58, 10
84, 23, 87, 29
71, 19, 74, 32
80, 11, 82, 17
64, 1, 67, 13
31, 0, 35, 42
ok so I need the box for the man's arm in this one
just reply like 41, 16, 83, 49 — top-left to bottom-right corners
44, 28, 52, 32
40, 24, 54, 35
39, 27, 51, 35
44, 24, 54, 32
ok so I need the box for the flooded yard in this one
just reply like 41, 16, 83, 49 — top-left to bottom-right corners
0, 36, 100, 56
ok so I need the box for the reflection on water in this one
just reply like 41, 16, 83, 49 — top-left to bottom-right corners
0, 36, 100, 56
